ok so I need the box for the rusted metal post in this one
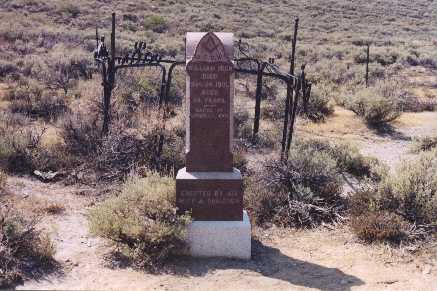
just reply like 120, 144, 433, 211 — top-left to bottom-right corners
253, 62, 265, 140
158, 67, 167, 108
301, 66, 307, 114
281, 18, 299, 158
305, 82, 312, 113
285, 65, 304, 160
365, 43, 370, 87
156, 61, 184, 167
102, 12, 116, 135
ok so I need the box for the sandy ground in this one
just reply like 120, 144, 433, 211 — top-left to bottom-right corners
4, 68, 437, 290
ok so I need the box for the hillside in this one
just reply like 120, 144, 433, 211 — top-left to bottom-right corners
0, 0, 437, 290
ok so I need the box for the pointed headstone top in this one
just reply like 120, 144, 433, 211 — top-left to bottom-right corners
191, 32, 230, 62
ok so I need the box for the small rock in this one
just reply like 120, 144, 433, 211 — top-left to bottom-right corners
423, 265, 432, 275
341, 279, 352, 285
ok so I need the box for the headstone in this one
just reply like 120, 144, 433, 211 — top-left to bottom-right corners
176, 32, 250, 259
176, 32, 243, 221
185, 32, 233, 172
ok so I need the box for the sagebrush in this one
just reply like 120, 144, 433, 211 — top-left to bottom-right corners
88, 172, 191, 270
0, 205, 56, 288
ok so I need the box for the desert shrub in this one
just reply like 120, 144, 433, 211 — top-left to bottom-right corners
88, 173, 191, 270
8, 80, 68, 120
234, 110, 250, 137
353, 47, 400, 66
294, 139, 386, 180
309, 60, 357, 85
42, 202, 65, 215
246, 144, 344, 227
235, 114, 277, 149
61, 112, 102, 157
0, 60, 19, 79
261, 99, 285, 121
58, 2, 80, 18
0, 170, 6, 190
0, 129, 66, 173
0, 127, 42, 173
233, 147, 249, 175
96, 126, 155, 180
349, 149, 437, 243
350, 211, 409, 244
144, 15, 168, 33
261, 79, 279, 100
380, 149, 437, 225
404, 50, 437, 70
0, 204, 56, 288
246, 138, 388, 227
300, 86, 334, 122
0, 111, 70, 173
411, 136, 437, 153
346, 82, 402, 126
115, 71, 161, 108
154, 129, 185, 176
30, 143, 71, 172
62, 105, 184, 180
6, 78, 43, 101
251, 130, 277, 149
43, 47, 91, 95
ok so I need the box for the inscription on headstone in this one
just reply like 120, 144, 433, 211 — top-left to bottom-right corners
186, 32, 233, 172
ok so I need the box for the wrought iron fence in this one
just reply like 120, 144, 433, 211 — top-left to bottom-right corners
93, 13, 312, 161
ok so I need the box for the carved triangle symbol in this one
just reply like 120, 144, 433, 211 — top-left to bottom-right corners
204, 35, 218, 53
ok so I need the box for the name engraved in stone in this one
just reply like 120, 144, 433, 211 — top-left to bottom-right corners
187, 64, 233, 72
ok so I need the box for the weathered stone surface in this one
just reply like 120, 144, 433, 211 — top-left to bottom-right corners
176, 167, 243, 221
185, 32, 234, 172
186, 210, 251, 259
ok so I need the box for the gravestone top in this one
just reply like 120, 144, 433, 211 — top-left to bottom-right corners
185, 32, 235, 172
186, 32, 234, 60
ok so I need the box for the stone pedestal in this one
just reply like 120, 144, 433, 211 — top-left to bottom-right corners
176, 32, 251, 259
176, 167, 243, 221
187, 210, 251, 259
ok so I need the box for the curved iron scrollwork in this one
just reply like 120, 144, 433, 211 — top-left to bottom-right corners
93, 13, 185, 169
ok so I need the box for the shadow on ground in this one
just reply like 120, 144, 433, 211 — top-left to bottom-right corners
369, 123, 411, 141
163, 239, 365, 291
4, 258, 63, 290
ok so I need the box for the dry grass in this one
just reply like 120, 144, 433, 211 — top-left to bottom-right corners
1, 195, 65, 217
298, 106, 369, 141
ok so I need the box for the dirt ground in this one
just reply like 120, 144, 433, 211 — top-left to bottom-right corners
5, 174, 436, 291
4, 68, 437, 290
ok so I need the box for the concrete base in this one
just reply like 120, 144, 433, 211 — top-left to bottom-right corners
187, 210, 251, 259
